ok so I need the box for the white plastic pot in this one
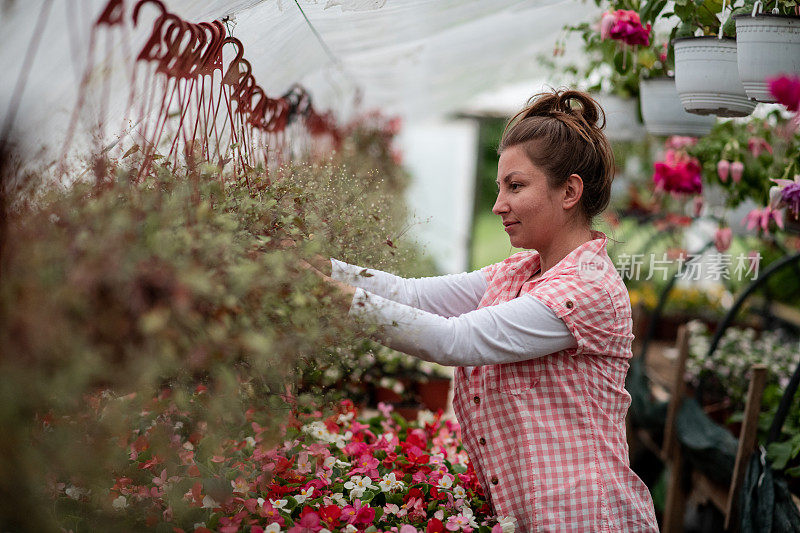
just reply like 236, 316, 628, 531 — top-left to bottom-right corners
674, 37, 757, 117
735, 14, 800, 102
594, 93, 645, 141
639, 77, 715, 136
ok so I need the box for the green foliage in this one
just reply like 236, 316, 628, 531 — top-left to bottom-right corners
0, 129, 430, 529
688, 110, 800, 209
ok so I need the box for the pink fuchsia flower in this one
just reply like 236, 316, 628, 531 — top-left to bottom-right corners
653, 149, 703, 195
748, 137, 773, 157
665, 136, 698, 150
608, 10, 652, 46
717, 159, 730, 183
714, 227, 733, 252
730, 161, 744, 184
742, 206, 785, 233
768, 74, 800, 112
599, 12, 615, 40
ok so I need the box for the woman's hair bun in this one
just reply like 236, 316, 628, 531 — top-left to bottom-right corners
516, 89, 606, 132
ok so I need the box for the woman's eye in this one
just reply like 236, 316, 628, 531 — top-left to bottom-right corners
510, 183, 521, 191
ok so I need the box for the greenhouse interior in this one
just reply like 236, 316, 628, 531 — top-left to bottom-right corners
1, 0, 799, 531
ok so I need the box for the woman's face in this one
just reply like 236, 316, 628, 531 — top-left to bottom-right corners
493, 145, 564, 250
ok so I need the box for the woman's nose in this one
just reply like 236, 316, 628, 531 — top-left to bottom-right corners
492, 193, 508, 216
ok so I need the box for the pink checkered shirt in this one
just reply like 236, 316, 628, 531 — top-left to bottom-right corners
452, 231, 658, 532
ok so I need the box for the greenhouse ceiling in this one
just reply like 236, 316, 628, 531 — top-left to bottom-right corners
0, 0, 599, 157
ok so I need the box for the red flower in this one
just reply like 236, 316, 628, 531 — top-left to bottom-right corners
608, 10, 651, 46
652, 149, 702, 195
427, 518, 445, 533
318, 505, 342, 528
768, 74, 800, 112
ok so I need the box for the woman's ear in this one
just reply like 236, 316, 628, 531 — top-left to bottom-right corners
562, 173, 584, 210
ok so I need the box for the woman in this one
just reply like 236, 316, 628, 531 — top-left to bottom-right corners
307, 89, 658, 532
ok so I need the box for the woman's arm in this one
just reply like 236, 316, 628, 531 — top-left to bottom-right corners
330, 259, 488, 318
348, 288, 577, 366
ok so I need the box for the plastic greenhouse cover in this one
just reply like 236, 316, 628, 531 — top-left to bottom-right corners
0, 0, 599, 159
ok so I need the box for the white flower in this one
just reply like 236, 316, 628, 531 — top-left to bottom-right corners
378, 472, 405, 492
437, 473, 454, 490
343, 525, 358, 533
294, 486, 314, 504
343, 475, 377, 498
257, 497, 266, 506
65, 486, 90, 500
452, 485, 467, 499
417, 410, 435, 426
194, 523, 206, 530
330, 492, 347, 506
111, 495, 127, 510
319, 529, 332, 533
269, 498, 288, 509
202, 495, 219, 509
245, 436, 256, 448
497, 516, 518, 533
264, 523, 282, 533
337, 412, 354, 424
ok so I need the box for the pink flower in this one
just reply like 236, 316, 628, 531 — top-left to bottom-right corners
400, 526, 418, 533
599, 12, 615, 40
608, 10, 652, 46
665, 136, 698, 150
768, 74, 800, 112
652, 149, 703, 195
288, 511, 323, 533
714, 227, 733, 252
748, 137, 773, 157
730, 161, 744, 184
717, 159, 730, 182
742, 206, 784, 233
351, 454, 380, 477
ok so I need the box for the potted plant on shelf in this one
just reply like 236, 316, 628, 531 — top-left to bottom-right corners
734, 0, 800, 102
672, 0, 758, 116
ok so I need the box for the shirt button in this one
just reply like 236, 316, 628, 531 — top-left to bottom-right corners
565, 300, 574, 309
473, 395, 480, 405
491, 475, 499, 485
479, 437, 487, 445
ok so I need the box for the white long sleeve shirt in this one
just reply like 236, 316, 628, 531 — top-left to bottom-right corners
330, 259, 577, 370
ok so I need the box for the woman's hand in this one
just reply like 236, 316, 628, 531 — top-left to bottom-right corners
298, 258, 356, 312
279, 238, 332, 276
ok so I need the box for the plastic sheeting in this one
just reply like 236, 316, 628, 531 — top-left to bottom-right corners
0, 0, 599, 153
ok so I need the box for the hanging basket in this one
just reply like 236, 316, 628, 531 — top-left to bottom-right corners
674, 37, 757, 117
734, 13, 800, 102
639, 76, 716, 136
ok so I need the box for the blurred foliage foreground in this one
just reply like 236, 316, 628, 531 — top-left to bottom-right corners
0, 135, 429, 530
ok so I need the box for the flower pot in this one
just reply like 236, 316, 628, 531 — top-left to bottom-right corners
674, 37, 757, 117
639, 77, 716, 136
735, 14, 800, 102
594, 93, 645, 141
415, 377, 451, 412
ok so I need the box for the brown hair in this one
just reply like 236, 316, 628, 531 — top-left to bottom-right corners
498, 88, 615, 224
